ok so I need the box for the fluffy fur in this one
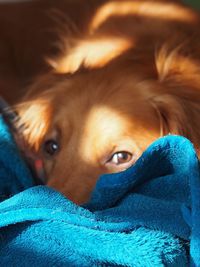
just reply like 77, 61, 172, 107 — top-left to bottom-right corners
0, 0, 200, 203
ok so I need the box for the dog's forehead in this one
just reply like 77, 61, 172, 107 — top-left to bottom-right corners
54, 73, 143, 107
75, 105, 135, 161
51, 72, 160, 138
50, 78, 161, 160
82, 105, 130, 131
53, 75, 157, 128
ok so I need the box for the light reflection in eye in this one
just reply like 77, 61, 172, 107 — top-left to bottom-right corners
108, 151, 133, 165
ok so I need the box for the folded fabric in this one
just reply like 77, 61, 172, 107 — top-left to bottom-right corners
0, 115, 199, 266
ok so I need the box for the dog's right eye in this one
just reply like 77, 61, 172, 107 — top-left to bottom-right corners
43, 139, 59, 156
107, 151, 133, 165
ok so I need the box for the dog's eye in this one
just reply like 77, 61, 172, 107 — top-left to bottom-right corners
43, 140, 59, 156
108, 151, 133, 165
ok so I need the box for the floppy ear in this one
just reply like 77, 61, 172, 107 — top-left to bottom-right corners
150, 93, 200, 150
150, 44, 200, 148
150, 94, 192, 134
15, 98, 53, 151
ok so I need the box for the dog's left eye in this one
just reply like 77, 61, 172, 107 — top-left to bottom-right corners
108, 151, 133, 165
43, 139, 59, 156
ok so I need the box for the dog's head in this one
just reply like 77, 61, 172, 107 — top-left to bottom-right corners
15, 45, 200, 204
16, 68, 160, 203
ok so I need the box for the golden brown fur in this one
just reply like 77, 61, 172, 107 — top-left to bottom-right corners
1, 0, 200, 204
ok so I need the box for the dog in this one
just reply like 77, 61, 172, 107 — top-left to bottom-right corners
0, 0, 200, 204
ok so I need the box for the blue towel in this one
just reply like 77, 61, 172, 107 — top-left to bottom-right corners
0, 115, 199, 266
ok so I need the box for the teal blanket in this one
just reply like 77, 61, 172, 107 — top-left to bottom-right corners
0, 115, 199, 266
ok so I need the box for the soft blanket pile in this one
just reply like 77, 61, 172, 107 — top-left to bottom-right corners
0, 115, 199, 266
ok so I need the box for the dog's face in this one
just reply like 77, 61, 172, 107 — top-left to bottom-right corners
18, 70, 161, 204
17, 41, 200, 204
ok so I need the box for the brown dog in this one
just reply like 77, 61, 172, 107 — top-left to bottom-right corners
0, 0, 200, 204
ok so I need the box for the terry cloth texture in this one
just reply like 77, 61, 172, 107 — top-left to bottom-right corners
0, 115, 199, 266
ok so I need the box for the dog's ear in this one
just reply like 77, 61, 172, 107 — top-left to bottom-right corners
150, 45, 200, 147
155, 43, 200, 84
150, 93, 200, 150
150, 94, 193, 135
15, 97, 53, 151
